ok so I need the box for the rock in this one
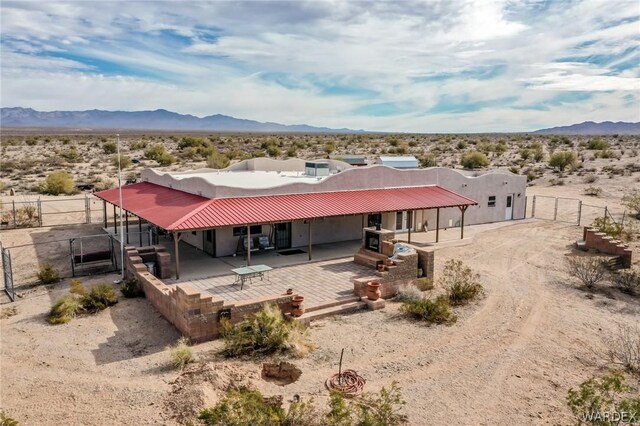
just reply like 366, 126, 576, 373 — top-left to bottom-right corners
261, 361, 302, 386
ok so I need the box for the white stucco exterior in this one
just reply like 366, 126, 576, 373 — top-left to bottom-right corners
140, 159, 526, 257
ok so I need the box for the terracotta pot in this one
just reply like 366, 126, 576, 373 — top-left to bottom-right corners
291, 295, 305, 309
377, 264, 385, 272
384, 258, 394, 266
366, 281, 382, 301
290, 307, 305, 317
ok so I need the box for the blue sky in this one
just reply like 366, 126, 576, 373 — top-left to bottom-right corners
1, 0, 638, 132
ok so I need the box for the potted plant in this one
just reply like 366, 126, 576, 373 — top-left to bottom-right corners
290, 294, 305, 317
366, 281, 381, 301
384, 258, 395, 267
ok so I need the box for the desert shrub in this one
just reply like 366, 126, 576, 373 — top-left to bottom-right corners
394, 285, 423, 303
60, 147, 82, 162
419, 154, 437, 168
81, 283, 118, 313
622, 189, 640, 216
39, 171, 76, 195
604, 323, 640, 376
199, 388, 285, 425
207, 149, 230, 169
286, 146, 298, 158
14, 205, 39, 227
167, 336, 194, 370
566, 256, 608, 290
145, 144, 176, 165
112, 154, 132, 169
439, 259, 483, 305
416, 277, 434, 291
584, 174, 598, 183
267, 144, 281, 157
566, 371, 640, 424
590, 217, 637, 242
199, 382, 408, 426
25, 137, 38, 146
0, 410, 19, 426
460, 151, 489, 169
47, 295, 81, 324
69, 279, 86, 296
120, 278, 144, 298
519, 148, 531, 161
526, 170, 537, 182
103, 141, 117, 154
584, 186, 602, 197
129, 140, 148, 150
400, 295, 457, 324
611, 270, 640, 296
549, 150, 578, 172
37, 263, 60, 284
178, 137, 208, 149
587, 138, 609, 150
221, 304, 314, 358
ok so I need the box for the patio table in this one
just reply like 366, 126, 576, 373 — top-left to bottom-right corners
231, 264, 273, 290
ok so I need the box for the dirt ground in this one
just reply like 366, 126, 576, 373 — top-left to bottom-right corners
1, 217, 638, 425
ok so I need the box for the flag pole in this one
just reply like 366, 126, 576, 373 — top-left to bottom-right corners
116, 133, 125, 281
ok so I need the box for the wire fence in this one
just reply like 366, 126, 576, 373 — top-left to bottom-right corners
529, 195, 624, 226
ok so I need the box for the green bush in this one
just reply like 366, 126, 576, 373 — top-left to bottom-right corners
167, 336, 194, 370
103, 141, 117, 154
0, 410, 19, 426
37, 263, 60, 284
199, 382, 408, 426
145, 144, 176, 166
416, 277, 434, 291
221, 304, 314, 358
112, 154, 132, 169
440, 259, 483, 305
460, 151, 489, 169
207, 149, 230, 169
39, 171, 76, 195
587, 138, 609, 150
47, 295, 81, 324
548, 150, 578, 172
622, 189, 640, 216
567, 371, 640, 425
120, 278, 144, 298
591, 217, 623, 239
69, 279, 86, 296
419, 154, 437, 168
400, 295, 457, 325
81, 283, 118, 313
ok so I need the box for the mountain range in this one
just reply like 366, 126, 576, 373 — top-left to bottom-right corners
533, 121, 640, 135
1, 107, 638, 134
0, 107, 361, 133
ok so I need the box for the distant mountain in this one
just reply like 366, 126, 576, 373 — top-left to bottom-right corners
0, 107, 362, 133
533, 121, 640, 135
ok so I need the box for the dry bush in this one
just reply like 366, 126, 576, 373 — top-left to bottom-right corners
604, 323, 640, 377
37, 263, 60, 284
167, 336, 194, 370
415, 277, 434, 291
584, 186, 602, 197
0, 410, 19, 426
47, 296, 82, 324
611, 270, 640, 295
565, 256, 608, 290
440, 259, 484, 305
400, 295, 457, 325
394, 285, 423, 303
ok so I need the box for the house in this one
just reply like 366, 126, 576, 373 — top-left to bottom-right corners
94, 158, 526, 278
376, 155, 420, 169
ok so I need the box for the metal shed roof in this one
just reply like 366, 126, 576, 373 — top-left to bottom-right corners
95, 182, 476, 231
378, 156, 420, 168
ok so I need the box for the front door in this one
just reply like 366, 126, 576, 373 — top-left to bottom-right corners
505, 195, 514, 220
203, 229, 216, 256
395, 211, 408, 231
275, 222, 292, 250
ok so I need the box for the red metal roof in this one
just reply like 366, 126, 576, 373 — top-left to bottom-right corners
95, 182, 477, 231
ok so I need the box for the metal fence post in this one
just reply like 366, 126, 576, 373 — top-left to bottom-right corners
12, 201, 16, 228
577, 200, 582, 226
37, 198, 43, 227
531, 195, 536, 218
603, 206, 608, 223
553, 197, 559, 221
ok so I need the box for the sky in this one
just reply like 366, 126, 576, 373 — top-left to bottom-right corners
1, 0, 639, 133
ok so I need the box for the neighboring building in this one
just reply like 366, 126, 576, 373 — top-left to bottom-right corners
95, 158, 526, 278
331, 154, 367, 167
376, 155, 420, 169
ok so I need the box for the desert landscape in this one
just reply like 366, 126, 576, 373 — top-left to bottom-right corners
1, 130, 639, 425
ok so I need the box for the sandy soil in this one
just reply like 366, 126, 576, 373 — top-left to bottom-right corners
1, 218, 638, 425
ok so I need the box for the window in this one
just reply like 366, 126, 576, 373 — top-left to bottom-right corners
233, 225, 262, 236
368, 213, 382, 227
488, 196, 496, 207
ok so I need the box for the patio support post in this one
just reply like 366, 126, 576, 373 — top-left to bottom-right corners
246, 225, 251, 266
113, 204, 117, 234
174, 232, 182, 279
435, 208, 440, 243
125, 211, 129, 244
138, 217, 142, 246
408, 211, 413, 243
308, 219, 312, 261
102, 200, 107, 228
459, 205, 469, 239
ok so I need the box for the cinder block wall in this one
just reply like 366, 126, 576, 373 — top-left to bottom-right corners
124, 246, 295, 342
583, 227, 632, 268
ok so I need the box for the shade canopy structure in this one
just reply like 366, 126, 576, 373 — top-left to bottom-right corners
94, 182, 477, 231
95, 182, 477, 279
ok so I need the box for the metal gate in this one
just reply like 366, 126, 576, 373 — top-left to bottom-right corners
2, 245, 15, 302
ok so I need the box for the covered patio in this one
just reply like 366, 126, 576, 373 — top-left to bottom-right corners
94, 181, 477, 280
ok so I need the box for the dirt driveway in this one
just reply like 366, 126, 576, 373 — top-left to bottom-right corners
1, 219, 638, 425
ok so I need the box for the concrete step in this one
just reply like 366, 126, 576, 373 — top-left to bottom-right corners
305, 295, 361, 313
292, 300, 367, 326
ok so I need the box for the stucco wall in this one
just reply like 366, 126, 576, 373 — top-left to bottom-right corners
181, 229, 203, 250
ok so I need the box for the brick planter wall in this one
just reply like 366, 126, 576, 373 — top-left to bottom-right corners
124, 246, 295, 342
583, 227, 632, 268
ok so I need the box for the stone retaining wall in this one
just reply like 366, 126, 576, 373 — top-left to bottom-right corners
124, 246, 294, 342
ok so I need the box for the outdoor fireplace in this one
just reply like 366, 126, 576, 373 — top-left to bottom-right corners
365, 231, 380, 252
